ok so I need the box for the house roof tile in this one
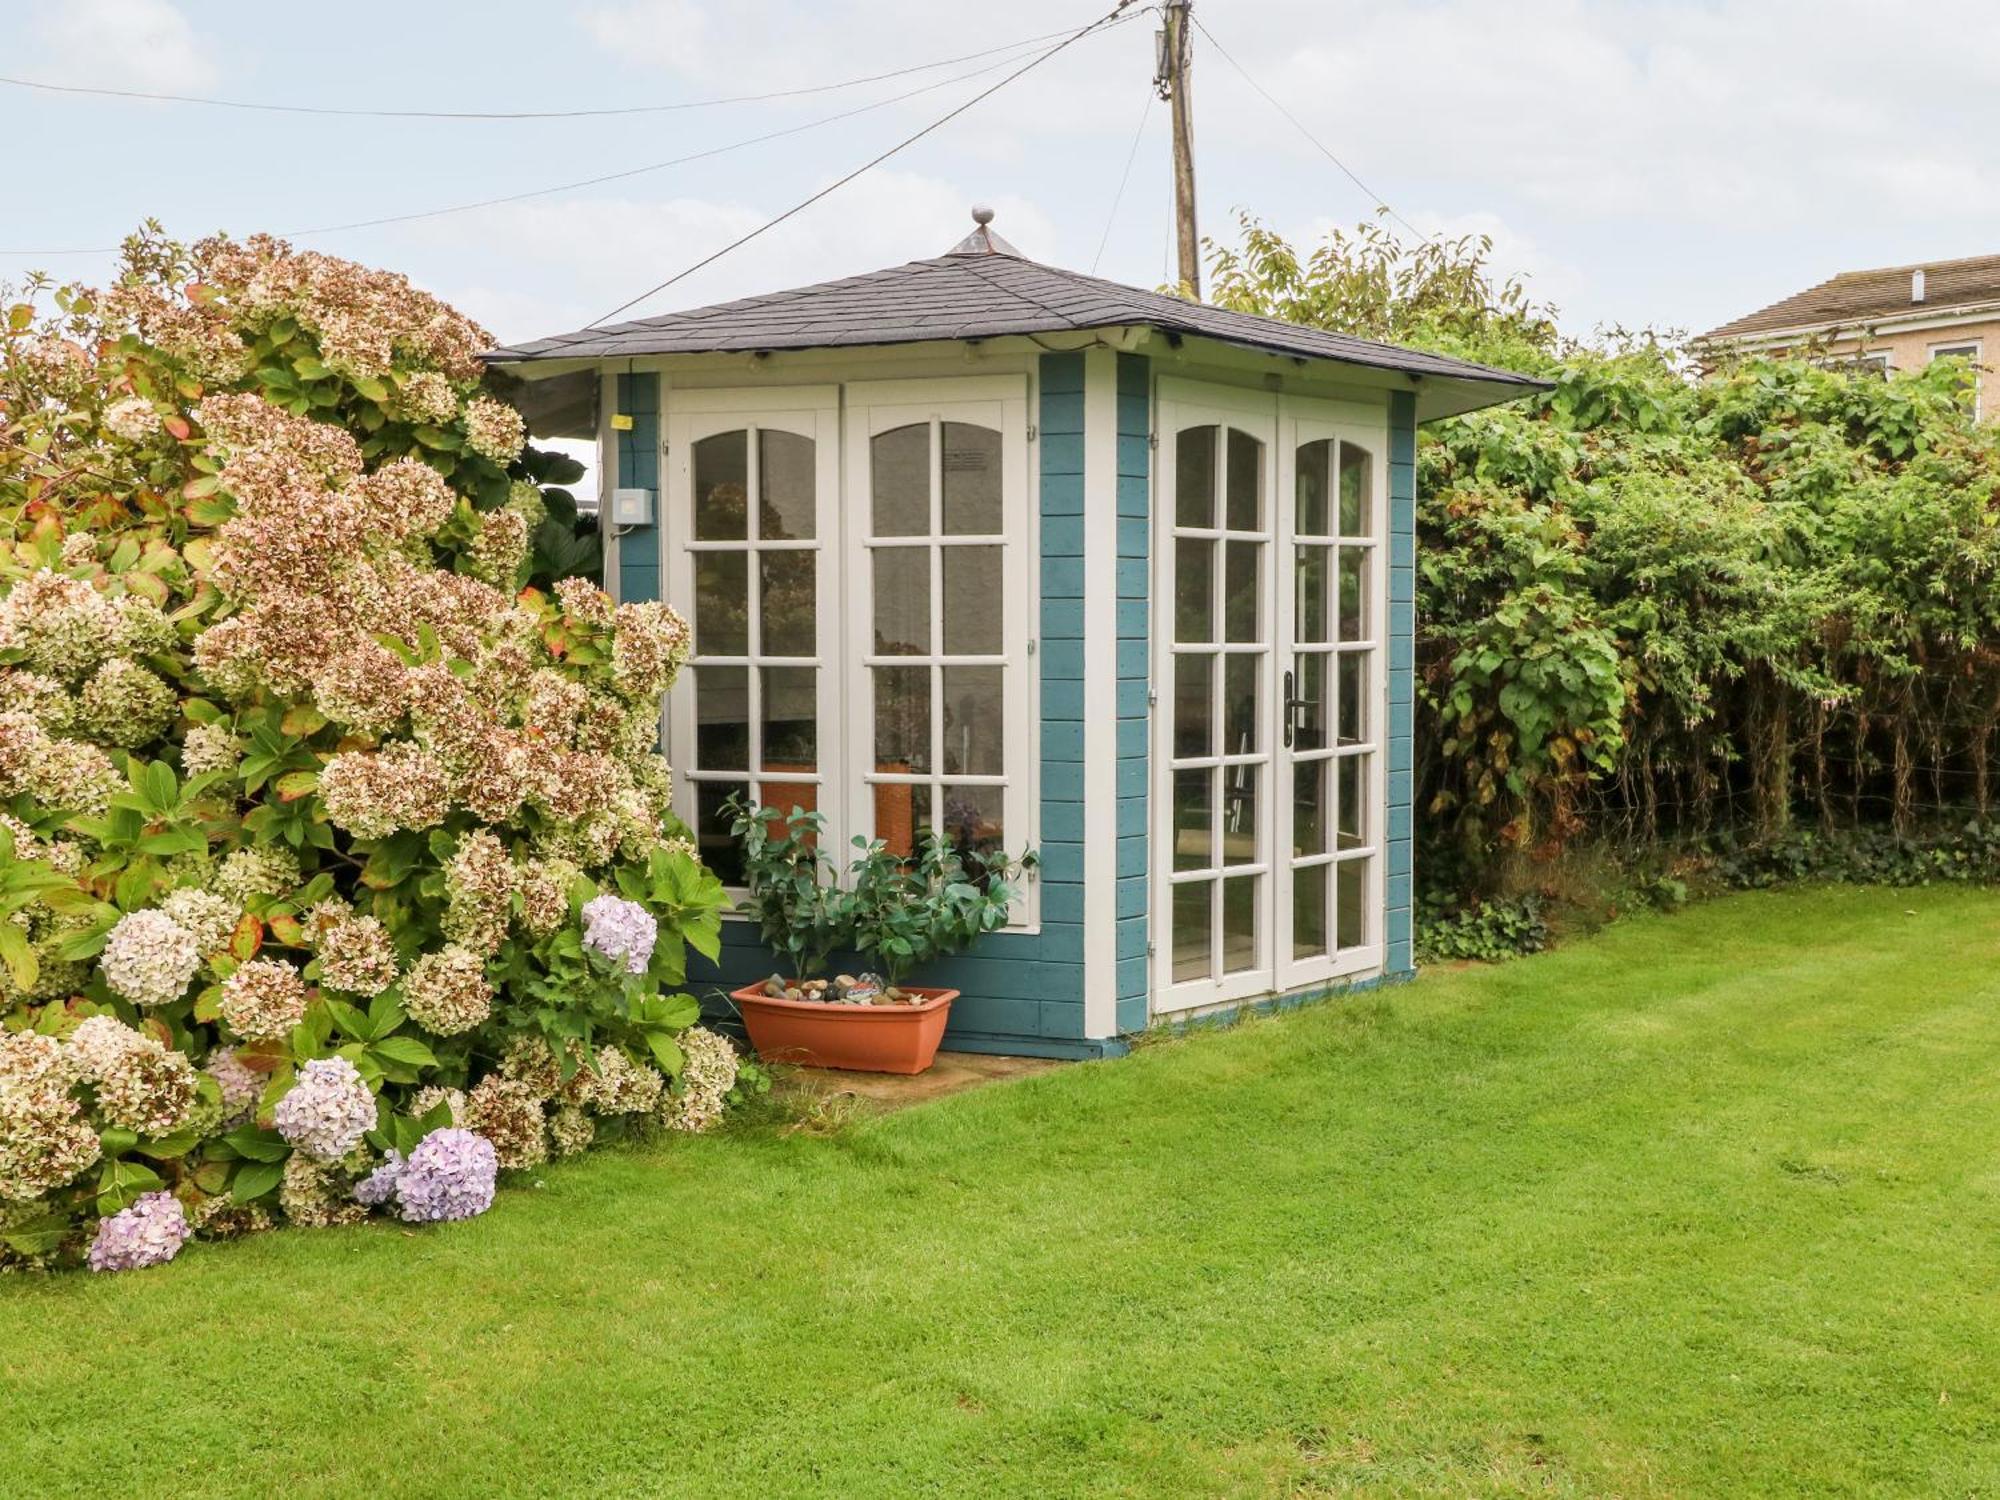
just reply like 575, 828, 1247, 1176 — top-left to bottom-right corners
486, 244, 1547, 401
1701, 254, 2000, 341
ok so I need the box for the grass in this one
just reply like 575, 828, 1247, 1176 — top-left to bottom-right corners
8, 885, 2000, 1497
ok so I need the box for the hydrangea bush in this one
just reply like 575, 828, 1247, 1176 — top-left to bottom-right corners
0, 227, 754, 1272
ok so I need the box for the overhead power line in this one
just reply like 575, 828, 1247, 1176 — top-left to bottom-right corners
0, 29, 1116, 259
1189, 13, 1432, 245
1091, 86, 1153, 275
0, 25, 1086, 121
588, 0, 1143, 328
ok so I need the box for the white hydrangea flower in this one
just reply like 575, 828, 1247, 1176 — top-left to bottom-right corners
99, 909, 201, 1008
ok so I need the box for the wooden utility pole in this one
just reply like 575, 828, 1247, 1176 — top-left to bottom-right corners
1156, 0, 1200, 299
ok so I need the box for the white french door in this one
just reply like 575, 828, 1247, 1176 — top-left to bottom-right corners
663, 386, 842, 886
1153, 383, 1386, 1015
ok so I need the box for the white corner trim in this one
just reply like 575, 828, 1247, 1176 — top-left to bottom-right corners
1081, 348, 1120, 1039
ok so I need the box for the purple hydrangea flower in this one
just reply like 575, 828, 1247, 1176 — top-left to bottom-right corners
580, 894, 657, 975
87, 1190, 191, 1273
391, 1128, 497, 1223
272, 1056, 377, 1162
353, 1150, 405, 1207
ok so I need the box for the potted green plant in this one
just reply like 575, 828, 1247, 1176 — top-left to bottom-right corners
726, 802, 1031, 1074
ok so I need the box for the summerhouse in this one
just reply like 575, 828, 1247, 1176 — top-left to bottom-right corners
487, 210, 1544, 1057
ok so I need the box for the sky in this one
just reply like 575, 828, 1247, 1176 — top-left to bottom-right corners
5, 0, 2000, 354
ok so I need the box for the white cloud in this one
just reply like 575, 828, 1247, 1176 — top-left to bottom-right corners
578, 0, 710, 75
33, 0, 217, 92
423, 169, 1058, 345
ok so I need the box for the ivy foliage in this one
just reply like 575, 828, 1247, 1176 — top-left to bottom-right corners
1209, 212, 2000, 902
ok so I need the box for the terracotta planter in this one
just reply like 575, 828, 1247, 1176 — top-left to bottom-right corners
731, 984, 956, 1075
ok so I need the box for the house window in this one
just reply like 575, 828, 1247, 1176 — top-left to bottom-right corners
662, 377, 1034, 918
1930, 342, 1982, 407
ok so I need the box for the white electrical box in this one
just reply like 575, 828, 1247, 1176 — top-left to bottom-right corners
610, 487, 654, 526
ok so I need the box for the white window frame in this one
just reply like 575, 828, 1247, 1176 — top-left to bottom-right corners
660, 375, 1038, 929
663, 386, 845, 878
842, 376, 1038, 928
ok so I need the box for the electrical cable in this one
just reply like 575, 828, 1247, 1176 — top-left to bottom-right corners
0, 24, 1088, 121
1188, 13, 1432, 245
0, 30, 1105, 259
587, 0, 1143, 328
1090, 83, 1153, 275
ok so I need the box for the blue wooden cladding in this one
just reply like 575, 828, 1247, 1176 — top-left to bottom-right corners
614, 373, 661, 606
1113, 352, 1152, 1034
1384, 390, 1417, 979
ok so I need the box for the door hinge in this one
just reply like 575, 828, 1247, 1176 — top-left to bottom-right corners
1027, 424, 1039, 442
1148, 430, 1159, 449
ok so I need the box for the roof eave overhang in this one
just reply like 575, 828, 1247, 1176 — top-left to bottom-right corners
1697, 297, 2000, 349
483, 325, 1550, 422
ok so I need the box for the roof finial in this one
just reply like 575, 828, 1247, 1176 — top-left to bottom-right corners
945, 205, 1022, 258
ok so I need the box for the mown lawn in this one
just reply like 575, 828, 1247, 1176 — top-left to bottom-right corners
6, 885, 2000, 1497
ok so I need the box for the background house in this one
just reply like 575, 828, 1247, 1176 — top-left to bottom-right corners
1698, 254, 2000, 416
491, 211, 1542, 1057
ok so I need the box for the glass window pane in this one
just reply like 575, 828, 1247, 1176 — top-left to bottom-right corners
758, 429, 815, 541
872, 548, 929, 655
1175, 538, 1214, 643
1295, 438, 1331, 536
1173, 880, 1212, 983
873, 665, 931, 773
1224, 540, 1261, 643
1296, 544, 1329, 644
759, 551, 815, 656
1293, 863, 1329, 960
1222, 764, 1258, 867
694, 666, 748, 771
693, 430, 748, 540
1293, 759, 1326, 856
1338, 651, 1367, 745
694, 552, 748, 656
696, 781, 746, 886
1338, 754, 1368, 848
1336, 857, 1370, 949
871, 423, 930, 536
1295, 653, 1328, 752
1221, 875, 1259, 973
1173, 653, 1213, 759
759, 666, 815, 773
1223, 652, 1258, 756
940, 783, 1003, 862
1339, 444, 1372, 537
1338, 546, 1369, 641
1176, 425, 1217, 528
1226, 429, 1263, 531
1172, 766, 1213, 871
941, 423, 1002, 534
874, 780, 930, 861
942, 546, 1002, 654
941, 665, 1003, 776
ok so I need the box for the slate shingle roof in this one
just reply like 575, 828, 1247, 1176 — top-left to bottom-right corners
486, 245, 1545, 397
1701, 254, 2000, 341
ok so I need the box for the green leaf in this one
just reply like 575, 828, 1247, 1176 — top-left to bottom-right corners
0, 921, 36, 989
370, 1035, 437, 1069
2, 1212, 73, 1256
325, 1000, 372, 1042
646, 1031, 686, 1077
231, 1159, 284, 1203
220, 1125, 288, 1163
96, 1158, 162, 1216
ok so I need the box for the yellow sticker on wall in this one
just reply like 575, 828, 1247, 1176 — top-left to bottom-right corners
610, 413, 634, 431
